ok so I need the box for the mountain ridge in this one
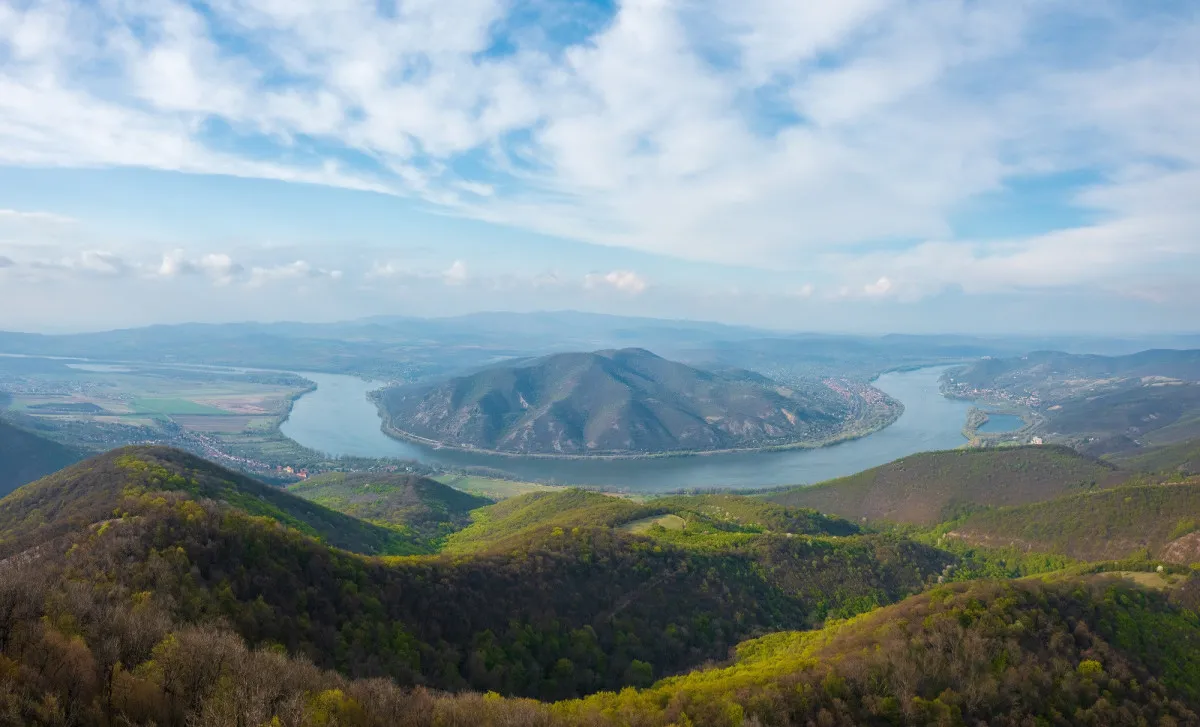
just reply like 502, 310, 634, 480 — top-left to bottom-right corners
376, 347, 875, 456
763, 445, 1126, 525
0, 418, 86, 497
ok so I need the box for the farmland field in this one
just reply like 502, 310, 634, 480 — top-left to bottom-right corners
0, 356, 315, 467
133, 398, 232, 415
173, 415, 256, 432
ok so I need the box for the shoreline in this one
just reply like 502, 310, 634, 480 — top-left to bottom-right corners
372, 399, 906, 462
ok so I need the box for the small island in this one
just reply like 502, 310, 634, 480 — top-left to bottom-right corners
373, 348, 902, 459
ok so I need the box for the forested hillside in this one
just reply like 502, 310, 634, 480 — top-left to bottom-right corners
763, 445, 1123, 524
0, 446, 425, 558
288, 471, 491, 543
943, 350, 1200, 457
946, 349, 1200, 394
945, 479, 1200, 562
377, 347, 863, 456
2, 445, 1200, 725
0, 447, 950, 705
1112, 436, 1200, 476
0, 418, 84, 496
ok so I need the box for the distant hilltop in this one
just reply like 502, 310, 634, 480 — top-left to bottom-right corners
375, 348, 882, 457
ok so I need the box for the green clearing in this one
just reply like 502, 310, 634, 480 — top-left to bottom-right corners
433, 473, 556, 499
132, 398, 232, 415
622, 513, 686, 534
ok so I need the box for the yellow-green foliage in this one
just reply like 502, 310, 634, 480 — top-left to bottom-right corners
552, 577, 1200, 726
433, 473, 556, 500
288, 471, 491, 543
442, 489, 650, 553
950, 479, 1200, 562
0, 446, 426, 559
765, 445, 1124, 525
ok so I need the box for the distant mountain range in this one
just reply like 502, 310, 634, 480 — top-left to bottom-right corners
947, 349, 1200, 394
944, 349, 1200, 455
3, 310, 1197, 382
376, 348, 861, 456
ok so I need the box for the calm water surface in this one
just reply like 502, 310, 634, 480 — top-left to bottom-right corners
977, 413, 1025, 433
281, 367, 974, 492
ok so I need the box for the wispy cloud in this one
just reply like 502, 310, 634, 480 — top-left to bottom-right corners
584, 270, 649, 295
156, 250, 245, 285
0, 209, 75, 224
247, 260, 342, 287
443, 260, 469, 286
0, 0, 1196, 311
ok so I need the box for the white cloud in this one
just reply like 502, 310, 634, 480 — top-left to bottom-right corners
791, 283, 815, 298
197, 253, 242, 286
156, 250, 243, 285
39, 250, 129, 276
443, 260, 469, 286
862, 277, 893, 298
0, 255, 14, 268
0, 0, 1195, 306
247, 260, 341, 287
0, 209, 74, 224
584, 270, 648, 295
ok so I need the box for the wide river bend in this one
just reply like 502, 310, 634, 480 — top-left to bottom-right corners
280, 366, 974, 493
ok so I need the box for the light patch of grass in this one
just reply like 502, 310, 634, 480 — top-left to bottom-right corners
1112, 571, 1172, 590
433, 474, 556, 500
622, 513, 686, 534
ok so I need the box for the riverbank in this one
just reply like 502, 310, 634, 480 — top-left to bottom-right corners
961, 405, 1037, 445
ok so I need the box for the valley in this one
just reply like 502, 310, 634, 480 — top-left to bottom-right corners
4, 4, 1199, 721
1, 435, 1200, 724
4, 317, 1200, 724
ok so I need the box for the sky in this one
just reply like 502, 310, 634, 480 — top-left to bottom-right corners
0, 0, 1197, 334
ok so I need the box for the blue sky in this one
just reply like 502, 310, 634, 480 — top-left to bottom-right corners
0, 0, 1197, 333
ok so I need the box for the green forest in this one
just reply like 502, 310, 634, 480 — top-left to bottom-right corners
1, 443, 1199, 725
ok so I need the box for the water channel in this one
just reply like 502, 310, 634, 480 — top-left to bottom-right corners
280, 366, 976, 492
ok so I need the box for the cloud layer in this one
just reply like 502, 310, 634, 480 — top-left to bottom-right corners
0, 0, 1197, 312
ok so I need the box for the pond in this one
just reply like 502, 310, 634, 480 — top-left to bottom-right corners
977, 413, 1025, 433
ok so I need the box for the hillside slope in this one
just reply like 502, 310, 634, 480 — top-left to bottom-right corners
443, 489, 860, 554
1111, 436, 1200, 476
0, 447, 950, 702
0, 418, 85, 497
0, 446, 425, 557
944, 350, 1200, 455
764, 445, 1124, 525
377, 348, 860, 455
288, 471, 491, 540
947, 349, 1200, 394
3, 558, 1196, 726
946, 479, 1200, 563
4, 449, 1200, 724
560, 577, 1200, 725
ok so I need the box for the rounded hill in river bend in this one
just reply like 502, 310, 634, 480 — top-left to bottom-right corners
375, 348, 879, 457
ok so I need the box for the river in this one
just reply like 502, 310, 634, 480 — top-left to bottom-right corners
280, 366, 975, 492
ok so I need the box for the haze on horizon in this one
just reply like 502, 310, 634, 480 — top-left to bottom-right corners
0, 0, 1197, 335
